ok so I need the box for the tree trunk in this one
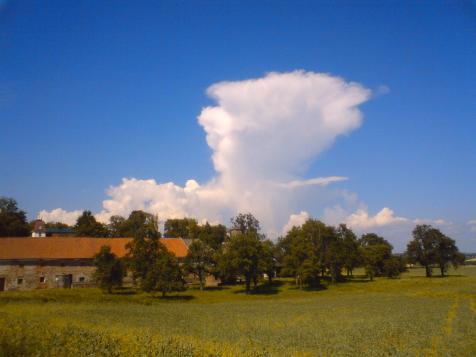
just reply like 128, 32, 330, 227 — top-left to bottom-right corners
245, 277, 251, 294
425, 265, 432, 277
268, 274, 272, 285
440, 265, 445, 277
199, 271, 204, 291
162, 290, 166, 297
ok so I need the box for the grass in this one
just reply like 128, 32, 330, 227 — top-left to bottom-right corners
1, 266, 476, 356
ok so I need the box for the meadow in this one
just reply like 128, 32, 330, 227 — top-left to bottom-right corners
1, 267, 476, 357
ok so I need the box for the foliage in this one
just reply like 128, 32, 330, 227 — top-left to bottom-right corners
126, 225, 184, 296
260, 240, 277, 284
382, 255, 405, 278
0, 197, 30, 237
196, 222, 227, 250
230, 212, 262, 236
407, 225, 463, 277
143, 250, 185, 296
359, 235, 393, 281
93, 245, 124, 293
184, 239, 215, 290
121, 210, 160, 238
125, 230, 162, 284
279, 220, 361, 286
219, 231, 263, 293
108, 215, 127, 237
338, 224, 361, 276
164, 218, 199, 239
73, 210, 108, 237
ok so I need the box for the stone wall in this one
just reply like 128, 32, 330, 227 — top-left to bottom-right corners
0, 259, 133, 291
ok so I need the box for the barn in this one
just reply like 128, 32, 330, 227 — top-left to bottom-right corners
0, 237, 188, 291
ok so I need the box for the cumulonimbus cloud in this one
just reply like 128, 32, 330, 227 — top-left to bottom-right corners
40, 70, 374, 236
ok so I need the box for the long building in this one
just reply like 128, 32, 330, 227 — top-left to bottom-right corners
0, 237, 188, 291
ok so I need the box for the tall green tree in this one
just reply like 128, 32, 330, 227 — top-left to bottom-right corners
406, 225, 439, 277
125, 223, 162, 285
230, 213, 261, 236
278, 221, 324, 288
164, 218, 199, 239
184, 239, 214, 290
434, 234, 465, 276
142, 250, 185, 296
260, 240, 277, 284
121, 210, 159, 238
108, 215, 127, 237
197, 222, 227, 250
0, 197, 30, 237
337, 224, 361, 277
408, 225, 464, 277
93, 246, 124, 293
359, 233, 393, 280
73, 210, 108, 237
219, 231, 263, 293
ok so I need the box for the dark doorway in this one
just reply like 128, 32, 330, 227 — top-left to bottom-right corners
0, 278, 5, 291
63, 274, 73, 289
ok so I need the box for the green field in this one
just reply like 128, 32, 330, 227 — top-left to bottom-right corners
1, 267, 476, 356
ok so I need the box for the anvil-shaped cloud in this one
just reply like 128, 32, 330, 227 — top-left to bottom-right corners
40, 71, 378, 236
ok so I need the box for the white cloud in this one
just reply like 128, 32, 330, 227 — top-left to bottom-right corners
413, 218, 452, 226
277, 176, 348, 189
40, 70, 373, 236
468, 220, 476, 233
345, 207, 408, 230
38, 208, 82, 226
283, 211, 310, 233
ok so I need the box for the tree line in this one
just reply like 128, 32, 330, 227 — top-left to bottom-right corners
94, 212, 466, 295
0, 197, 465, 295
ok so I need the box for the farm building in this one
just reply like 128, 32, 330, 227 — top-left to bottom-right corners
0, 237, 188, 292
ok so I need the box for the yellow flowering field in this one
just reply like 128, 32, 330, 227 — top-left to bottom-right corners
1, 267, 476, 356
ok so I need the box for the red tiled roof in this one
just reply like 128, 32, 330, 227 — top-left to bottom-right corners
0, 237, 188, 260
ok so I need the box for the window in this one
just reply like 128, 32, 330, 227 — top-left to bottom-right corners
39, 276, 46, 283
78, 276, 85, 283
17, 278, 23, 285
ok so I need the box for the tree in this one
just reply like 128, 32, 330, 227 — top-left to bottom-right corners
121, 210, 159, 238
93, 246, 124, 293
0, 197, 30, 237
360, 233, 389, 247
231, 213, 261, 236
260, 240, 277, 284
125, 226, 162, 285
142, 250, 185, 297
337, 224, 361, 277
406, 225, 439, 277
108, 215, 126, 237
434, 234, 465, 276
164, 218, 199, 239
184, 239, 214, 290
73, 211, 108, 237
360, 244, 391, 281
219, 231, 263, 293
383, 255, 405, 278
409, 225, 465, 277
125, 220, 184, 296
359, 233, 393, 280
278, 221, 323, 288
197, 223, 227, 250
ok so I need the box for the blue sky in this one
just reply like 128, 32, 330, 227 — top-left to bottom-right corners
1, 1, 475, 250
